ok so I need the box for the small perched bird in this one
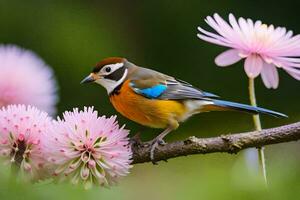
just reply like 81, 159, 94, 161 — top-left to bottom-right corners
81, 57, 287, 162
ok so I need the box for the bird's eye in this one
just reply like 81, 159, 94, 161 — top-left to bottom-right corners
105, 67, 111, 73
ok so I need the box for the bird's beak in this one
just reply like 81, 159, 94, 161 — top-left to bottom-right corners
80, 73, 97, 84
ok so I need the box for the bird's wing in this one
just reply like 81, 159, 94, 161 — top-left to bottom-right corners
158, 78, 219, 100
128, 67, 219, 100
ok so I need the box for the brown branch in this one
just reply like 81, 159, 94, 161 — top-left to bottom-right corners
131, 121, 300, 164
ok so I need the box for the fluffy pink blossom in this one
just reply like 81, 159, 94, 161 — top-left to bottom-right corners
197, 13, 300, 89
0, 45, 58, 114
0, 105, 51, 179
44, 107, 132, 188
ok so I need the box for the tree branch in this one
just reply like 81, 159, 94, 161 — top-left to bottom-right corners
131, 121, 300, 164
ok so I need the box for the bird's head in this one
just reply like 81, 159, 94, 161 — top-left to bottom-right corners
81, 57, 130, 94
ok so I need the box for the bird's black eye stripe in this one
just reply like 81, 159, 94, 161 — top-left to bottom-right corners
104, 66, 126, 81
105, 67, 111, 73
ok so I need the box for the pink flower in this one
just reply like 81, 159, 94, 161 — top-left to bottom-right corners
0, 45, 58, 114
0, 105, 51, 180
197, 13, 300, 89
44, 107, 132, 188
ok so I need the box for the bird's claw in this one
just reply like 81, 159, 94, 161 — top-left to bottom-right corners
157, 139, 166, 146
149, 139, 167, 164
132, 136, 167, 164
139, 138, 166, 147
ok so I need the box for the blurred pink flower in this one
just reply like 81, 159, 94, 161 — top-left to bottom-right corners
44, 107, 132, 188
0, 45, 58, 114
0, 105, 51, 179
197, 13, 300, 89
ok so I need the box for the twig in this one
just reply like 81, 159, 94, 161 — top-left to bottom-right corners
132, 121, 300, 164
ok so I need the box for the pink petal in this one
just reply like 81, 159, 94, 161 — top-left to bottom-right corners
260, 63, 279, 89
244, 54, 263, 78
197, 33, 230, 47
197, 26, 231, 44
215, 49, 242, 67
213, 13, 235, 40
275, 57, 300, 68
0, 45, 58, 115
228, 14, 242, 36
284, 67, 300, 80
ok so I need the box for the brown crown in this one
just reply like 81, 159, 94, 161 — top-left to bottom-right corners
92, 57, 126, 73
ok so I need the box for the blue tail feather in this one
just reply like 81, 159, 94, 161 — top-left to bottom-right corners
212, 100, 288, 118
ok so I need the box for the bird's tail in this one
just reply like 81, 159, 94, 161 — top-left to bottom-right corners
204, 99, 287, 118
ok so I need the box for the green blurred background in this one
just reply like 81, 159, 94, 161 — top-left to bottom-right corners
0, 0, 300, 199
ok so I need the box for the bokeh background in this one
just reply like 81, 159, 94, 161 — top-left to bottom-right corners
1, 0, 300, 199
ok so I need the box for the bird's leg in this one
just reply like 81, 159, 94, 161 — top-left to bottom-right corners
150, 127, 173, 164
141, 137, 166, 148
157, 139, 167, 146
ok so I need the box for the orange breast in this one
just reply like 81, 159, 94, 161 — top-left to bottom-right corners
109, 80, 186, 129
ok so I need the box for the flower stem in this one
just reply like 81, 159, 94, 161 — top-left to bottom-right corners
248, 78, 267, 185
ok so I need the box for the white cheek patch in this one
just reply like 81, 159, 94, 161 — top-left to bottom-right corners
95, 68, 128, 94
95, 78, 116, 93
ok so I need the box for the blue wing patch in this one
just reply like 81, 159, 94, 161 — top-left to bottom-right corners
131, 83, 167, 99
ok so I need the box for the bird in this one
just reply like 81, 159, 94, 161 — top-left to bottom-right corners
81, 57, 287, 162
